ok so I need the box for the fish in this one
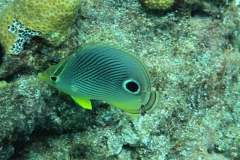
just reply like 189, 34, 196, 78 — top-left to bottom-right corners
38, 44, 160, 116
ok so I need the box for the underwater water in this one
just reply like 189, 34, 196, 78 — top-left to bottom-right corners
0, 0, 240, 159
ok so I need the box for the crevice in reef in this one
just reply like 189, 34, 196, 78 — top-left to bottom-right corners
0, 44, 4, 66
191, 7, 211, 18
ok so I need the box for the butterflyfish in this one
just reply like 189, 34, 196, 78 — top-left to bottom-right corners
38, 44, 160, 116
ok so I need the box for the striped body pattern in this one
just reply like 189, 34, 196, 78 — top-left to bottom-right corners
38, 44, 159, 115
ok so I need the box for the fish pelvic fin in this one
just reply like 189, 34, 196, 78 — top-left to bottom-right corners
71, 96, 92, 110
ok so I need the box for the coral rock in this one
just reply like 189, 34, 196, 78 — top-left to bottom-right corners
0, 0, 81, 54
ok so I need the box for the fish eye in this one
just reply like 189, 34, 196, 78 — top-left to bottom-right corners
122, 79, 140, 94
50, 76, 57, 82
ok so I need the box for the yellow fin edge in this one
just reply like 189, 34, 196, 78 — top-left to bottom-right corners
71, 96, 92, 110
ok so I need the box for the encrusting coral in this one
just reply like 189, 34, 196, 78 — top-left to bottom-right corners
0, 0, 81, 54
140, 0, 174, 10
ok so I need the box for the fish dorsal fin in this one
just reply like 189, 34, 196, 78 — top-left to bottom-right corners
71, 96, 92, 110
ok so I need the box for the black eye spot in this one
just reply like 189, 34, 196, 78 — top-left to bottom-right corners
50, 76, 57, 81
126, 81, 139, 93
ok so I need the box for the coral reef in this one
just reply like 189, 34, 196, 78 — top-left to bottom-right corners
0, 0, 81, 54
0, 74, 96, 159
0, 0, 239, 159
140, 0, 174, 10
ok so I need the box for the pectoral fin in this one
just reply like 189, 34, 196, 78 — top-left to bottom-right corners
71, 96, 92, 110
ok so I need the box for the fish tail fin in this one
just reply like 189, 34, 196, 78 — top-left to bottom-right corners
144, 90, 160, 114
125, 91, 160, 117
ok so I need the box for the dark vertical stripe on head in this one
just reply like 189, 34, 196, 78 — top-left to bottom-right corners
53, 58, 69, 77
